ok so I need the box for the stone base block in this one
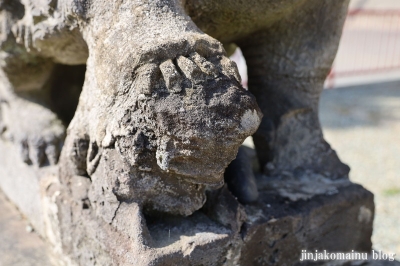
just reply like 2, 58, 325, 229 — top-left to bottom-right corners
238, 183, 374, 266
49, 178, 373, 266
0, 138, 374, 265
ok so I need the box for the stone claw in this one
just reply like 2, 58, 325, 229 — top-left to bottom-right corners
18, 134, 63, 167
160, 59, 185, 93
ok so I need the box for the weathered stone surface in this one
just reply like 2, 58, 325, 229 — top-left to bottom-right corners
239, 183, 374, 266
0, 132, 376, 266
0, 0, 379, 265
185, 0, 351, 180
43, 171, 374, 265
55, 0, 262, 217
46, 179, 235, 265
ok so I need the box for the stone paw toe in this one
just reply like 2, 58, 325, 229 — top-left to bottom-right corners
133, 50, 238, 96
18, 135, 63, 167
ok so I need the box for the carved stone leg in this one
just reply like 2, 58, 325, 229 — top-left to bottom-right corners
0, 0, 86, 167
60, 0, 261, 215
0, 1, 376, 265
0, 42, 65, 166
238, 0, 351, 179
53, 0, 261, 264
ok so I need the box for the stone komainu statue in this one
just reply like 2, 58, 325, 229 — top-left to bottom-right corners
0, 1, 368, 265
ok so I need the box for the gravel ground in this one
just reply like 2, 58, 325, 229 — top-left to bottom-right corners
320, 80, 400, 256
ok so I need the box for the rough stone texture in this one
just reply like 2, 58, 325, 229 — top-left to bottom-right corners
43, 172, 374, 266
239, 183, 374, 266
0, 177, 391, 266
185, 0, 351, 180
0, 0, 379, 265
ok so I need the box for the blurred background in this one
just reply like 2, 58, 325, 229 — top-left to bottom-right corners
232, 0, 400, 256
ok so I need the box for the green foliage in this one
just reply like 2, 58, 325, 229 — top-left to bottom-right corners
383, 188, 400, 197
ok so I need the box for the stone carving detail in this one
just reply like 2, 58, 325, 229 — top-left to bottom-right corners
0, 0, 368, 265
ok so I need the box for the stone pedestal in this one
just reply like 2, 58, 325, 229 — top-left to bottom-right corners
0, 139, 374, 265
238, 183, 374, 265
47, 176, 374, 265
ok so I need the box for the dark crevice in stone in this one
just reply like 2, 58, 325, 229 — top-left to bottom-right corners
49, 64, 86, 126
